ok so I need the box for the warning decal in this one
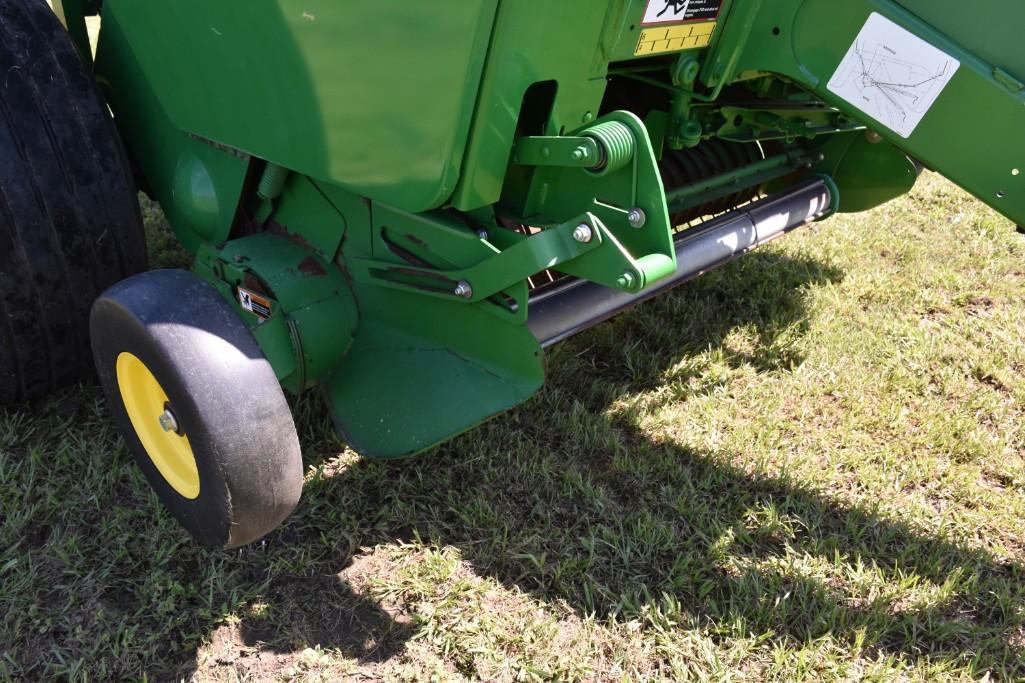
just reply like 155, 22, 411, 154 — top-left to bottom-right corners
635, 22, 715, 56
827, 13, 959, 139
238, 287, 273, 319
641, 0, 722, 26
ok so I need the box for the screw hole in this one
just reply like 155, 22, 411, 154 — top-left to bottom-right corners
629, 24, 636, 31
997, 191, 1007, 198
772, 27, 781, 36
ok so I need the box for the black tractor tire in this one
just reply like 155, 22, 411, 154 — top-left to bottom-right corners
0, 0, 147, 405
91, 270, 303, 549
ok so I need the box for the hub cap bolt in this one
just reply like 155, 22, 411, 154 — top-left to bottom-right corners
454, 281, 473, 299
627, 208, 647, 229
572, 224, 594, 243
158, 409, 179, 434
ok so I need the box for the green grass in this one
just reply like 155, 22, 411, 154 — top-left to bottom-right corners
2, 175, 1024, 681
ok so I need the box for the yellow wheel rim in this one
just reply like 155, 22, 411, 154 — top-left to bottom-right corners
116, 352, 200, 500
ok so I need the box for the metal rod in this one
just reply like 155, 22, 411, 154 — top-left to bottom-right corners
664, 150, 809, 211
527, 178, 836, 348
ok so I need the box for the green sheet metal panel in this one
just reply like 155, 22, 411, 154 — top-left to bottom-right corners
712, 0, 1025, 227
451, 0, 733, 213
896, 0, 1025, 84
450, 0, 617, 212
102, 0, 498, 213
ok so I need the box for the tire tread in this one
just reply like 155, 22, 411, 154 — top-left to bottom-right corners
0, 0, 146, 404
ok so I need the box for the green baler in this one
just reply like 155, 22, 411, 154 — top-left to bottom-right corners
2, 0, 1022, 547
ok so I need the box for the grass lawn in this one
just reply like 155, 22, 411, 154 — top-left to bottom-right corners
1, 173, 1024, 681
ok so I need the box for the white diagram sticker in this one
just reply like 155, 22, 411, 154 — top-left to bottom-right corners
827, 13, 959, 139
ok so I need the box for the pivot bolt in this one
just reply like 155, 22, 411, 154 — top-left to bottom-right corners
571, 145, 593, 162
865, 130, 883, 144
572, 224, 594, 243
158, 408, 179, 434
454, 280, 473, 299
627, 208, 647, 229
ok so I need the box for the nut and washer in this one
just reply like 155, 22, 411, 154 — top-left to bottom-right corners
453, 280, 474, 299
572, 224, 594, 243
158, 408, 179, 434
627, 208, 647, 229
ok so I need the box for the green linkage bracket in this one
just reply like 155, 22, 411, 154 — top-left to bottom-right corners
351, 111, 679, 315
350, 212, 606, 323
513, 110, 678, 293
512, 136, 602, 168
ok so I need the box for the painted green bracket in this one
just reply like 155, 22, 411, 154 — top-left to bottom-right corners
512, 136, 602, 168
350, 212, 605, 322
321, 290, 544, 460
804, 132, 918, 214
709, 105, 863, 144
194, 233, 358, 394
513, 110, 678, 292
554, 213, 676, 293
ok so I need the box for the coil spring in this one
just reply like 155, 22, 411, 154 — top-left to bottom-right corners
583, 121, 635, 176
257, 163, 289, 200
660, 140, 766, 226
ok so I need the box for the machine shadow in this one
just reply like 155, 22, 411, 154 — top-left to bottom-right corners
164, 248, 838, 673
179, 249, 1018, 676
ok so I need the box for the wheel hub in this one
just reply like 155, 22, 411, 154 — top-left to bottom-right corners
115, 352, 200, 500
158, 408, 179, 434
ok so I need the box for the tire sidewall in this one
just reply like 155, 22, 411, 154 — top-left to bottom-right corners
92, 298, 234, 546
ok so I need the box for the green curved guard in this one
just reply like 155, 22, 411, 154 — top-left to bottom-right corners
99, 0, 498, 213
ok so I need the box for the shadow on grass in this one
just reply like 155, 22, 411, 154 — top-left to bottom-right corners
157, 252, 1024, 677
8, 249, 1023, 678
258, 251, 1021, 677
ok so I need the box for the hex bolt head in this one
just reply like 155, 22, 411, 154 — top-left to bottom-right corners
627, 208, 647, 229
454, 280, 474, 299
572, 224, 594, 243
616, 272, 636, 289
158, 408, 179, 434
865, 130, 883, 144
571, 145, 592, 162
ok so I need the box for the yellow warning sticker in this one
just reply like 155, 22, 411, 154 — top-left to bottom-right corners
238, 287, 273, 319
634, 21, 715, 56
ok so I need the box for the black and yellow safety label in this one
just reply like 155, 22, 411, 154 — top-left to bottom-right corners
640, 0, 723, 26
635, 21, 716, 56
237, 287, 273, 319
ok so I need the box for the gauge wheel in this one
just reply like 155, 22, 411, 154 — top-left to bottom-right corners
91, 269, 303, 548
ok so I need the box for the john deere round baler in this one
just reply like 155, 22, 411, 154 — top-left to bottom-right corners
2, 0, 1022, 547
